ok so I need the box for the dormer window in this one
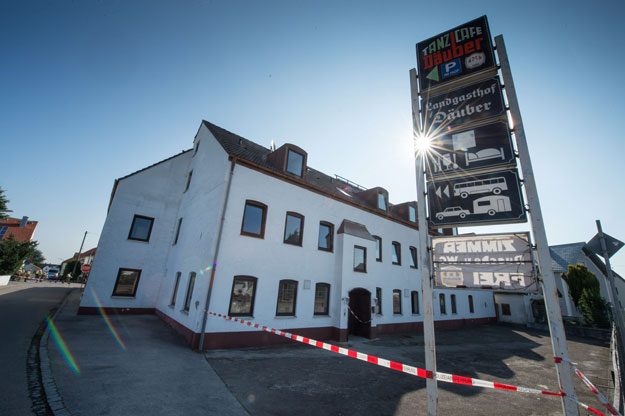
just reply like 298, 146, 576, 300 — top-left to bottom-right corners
409, 206, 416, 222
286, 149, 304, 177
377, 193, 387, 211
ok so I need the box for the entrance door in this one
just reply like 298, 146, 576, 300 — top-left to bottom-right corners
348, 288, 371, 338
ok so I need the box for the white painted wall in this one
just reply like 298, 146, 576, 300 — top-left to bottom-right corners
494, 293, 527, 324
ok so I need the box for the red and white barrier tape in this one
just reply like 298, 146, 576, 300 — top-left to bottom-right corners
555, 357, 621, 416
347, 305, 372, 324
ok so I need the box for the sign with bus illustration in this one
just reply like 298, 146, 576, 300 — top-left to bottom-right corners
427, 121, 515, 178
427, 169, 527, 227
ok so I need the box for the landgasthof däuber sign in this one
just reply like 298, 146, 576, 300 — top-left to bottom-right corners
432, 233, 537, 292
427, 121, 515, 178
417, 16, 496, 92
427, 169, 526, 227
423, 77, 505, 133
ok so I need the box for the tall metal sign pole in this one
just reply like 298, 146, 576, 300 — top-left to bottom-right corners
495, 35, 579, 415
410, 68, 438, 416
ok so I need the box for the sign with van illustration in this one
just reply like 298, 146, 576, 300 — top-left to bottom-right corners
427, 121, 515, 178
431, 232, 537, 292
427, 169, 526, 227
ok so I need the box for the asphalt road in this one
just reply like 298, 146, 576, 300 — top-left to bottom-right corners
0, 282, 75, 415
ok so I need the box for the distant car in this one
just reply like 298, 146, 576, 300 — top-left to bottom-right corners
47, 268, 60, 280
436, 206, 471, 220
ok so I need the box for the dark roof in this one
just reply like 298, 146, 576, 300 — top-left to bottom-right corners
202, 120, 417, 226
337, 220, 376, 241
550, 242, 586, 273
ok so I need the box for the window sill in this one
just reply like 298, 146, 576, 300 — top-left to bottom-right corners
180, 309, 189, 315
410, 266, 418, 269
411, 313, 420, 316
127, 238, 150, 243
111, 295, 136, 299
353, 269, 367, 273
240, 232, 265, 239
168, 304, 175, 309
313, 314, 330, 318
393, 313, 403, 316
274, 315, 297, 319
317, 248, 334, 253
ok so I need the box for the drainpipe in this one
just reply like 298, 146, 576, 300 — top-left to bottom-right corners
198, 157, 236, 350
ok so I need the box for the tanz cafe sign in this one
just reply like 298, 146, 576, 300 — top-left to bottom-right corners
417, 16, 496, 91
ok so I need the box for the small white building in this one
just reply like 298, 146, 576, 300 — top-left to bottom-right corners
80, 121, 496, 349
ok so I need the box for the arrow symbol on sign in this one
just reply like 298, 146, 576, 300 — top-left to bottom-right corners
435, 185, 450, 199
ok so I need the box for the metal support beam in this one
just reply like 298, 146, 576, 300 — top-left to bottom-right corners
410, 68, 438, 416
496, 35, 579, 415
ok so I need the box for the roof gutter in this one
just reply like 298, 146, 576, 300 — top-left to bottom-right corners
198, 157, 236, 350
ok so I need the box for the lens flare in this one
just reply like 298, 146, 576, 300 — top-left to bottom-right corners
92, 289, 126, 350
46, 316, 80, 374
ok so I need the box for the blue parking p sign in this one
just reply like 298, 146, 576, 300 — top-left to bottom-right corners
441, 58, 462, 79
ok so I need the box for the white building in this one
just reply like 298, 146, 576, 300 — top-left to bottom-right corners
80, 121, 496, 349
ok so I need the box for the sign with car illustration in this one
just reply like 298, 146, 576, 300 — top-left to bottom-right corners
427, 169, 526, 227
427, 121, 515, 178
416, 16, 496, 92
431, 233, 537, 292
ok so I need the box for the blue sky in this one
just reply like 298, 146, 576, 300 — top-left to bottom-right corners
2, 0, 624, 277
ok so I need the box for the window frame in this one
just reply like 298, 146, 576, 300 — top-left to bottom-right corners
173, 217, 183, 245
411, 290, 419, 314
317, 221, 334, 252
376, 287, 382, 314
182, 272, 196, 312
184, 170, 193, 192
313, 283, 330, 316
228, 276, 258, 317
409, 246, 418, 269
353, 245, 367, 273
373, 236, 382, 262
283, 211, 305, 246
276, 279, 298, 316
286, 149, 305, 177
392, 241, 401, 265
409, 205, 416, 223
127, 214, 155, 242
240, 200, 268, 239
112, 267, 142, 297
377, 193, 387, 211
468, 295, 474, 313
501, 303, 511, 316
451, 294, 457, 314
170, 271, 181, 306
439, 293, 447, 314
393, 289, 402, 314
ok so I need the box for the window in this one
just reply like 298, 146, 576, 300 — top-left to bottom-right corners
353, 246, 366, 272
173, 217, 183, 245
183, 272, 196, 312
286, 149, 304, 177
409, 246, 418, 269
501, 304, 511, 316
170, 272, 181, 306
439, 293, 446, 314
228, 276, 257, 316
185, 170, 193, 191
411, 291, 419, 314
0, 226, 8, 239
393, 289, 402, 314
241, 200, 267, 238
377, 193, 387, 211
409, 206, 416, 223
128, 215, 154, 242
451, 294, 457, 314
373, 236, 382, 262
314, 283, 330, 315
376, 287, 382, 314
392, 242, 401, 265
194, 140, 200, 155
468, 295, 474, 313
284, 212, 304, 246
318, 221, 334, 252
112, 268, 141, 297
276, 280, 298, 316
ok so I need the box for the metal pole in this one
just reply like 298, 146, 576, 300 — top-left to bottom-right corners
596, 219, 625, 405
495, 35, 578, 415
410, 68, 438, 416
70, 231, 87, 285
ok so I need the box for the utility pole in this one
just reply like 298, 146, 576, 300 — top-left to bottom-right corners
70, 231, 87, 285
496, 35, 578, 415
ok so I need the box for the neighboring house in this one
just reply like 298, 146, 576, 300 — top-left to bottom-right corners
0, 216, 38, 242
60, 247, 97, 277
79, 120, 496, 350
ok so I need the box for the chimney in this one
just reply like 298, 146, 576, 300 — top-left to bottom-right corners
20, 216, 28, 228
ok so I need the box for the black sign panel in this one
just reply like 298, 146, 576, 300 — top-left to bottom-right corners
417, 16, 496, 91
427, 121, 515, 178
423, 77, 504, 133
428, 169, 526, 227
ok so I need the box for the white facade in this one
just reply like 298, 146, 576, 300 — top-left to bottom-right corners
81, 121, 497, 349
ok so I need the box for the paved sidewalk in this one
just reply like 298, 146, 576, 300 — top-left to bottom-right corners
46, 290, 248, 416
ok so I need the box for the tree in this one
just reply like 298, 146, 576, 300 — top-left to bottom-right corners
63, 259, 82, 281
28, 248, 46, 267
0, 235, 37, 275
0, 187, 9, 220
561, 264, 599, 308
562, 264, 609, 328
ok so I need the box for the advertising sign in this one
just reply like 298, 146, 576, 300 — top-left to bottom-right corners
427, 169, 526, 227
423, 77, 504, 133
416, 16, 496, 92
432, 233, 537, 292
427, 121, 515, 178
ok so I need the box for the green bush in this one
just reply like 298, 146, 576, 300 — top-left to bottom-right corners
578, 288, 610, 328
